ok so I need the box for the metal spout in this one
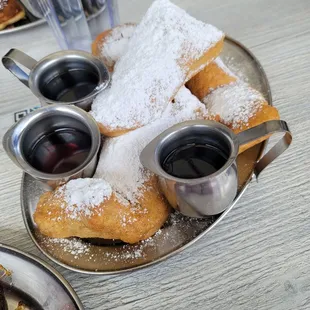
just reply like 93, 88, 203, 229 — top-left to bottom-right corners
2, 121, 25, 170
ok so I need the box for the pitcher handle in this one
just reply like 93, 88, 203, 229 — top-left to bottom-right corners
2, 49, 38, 88
237, 120, 292, 178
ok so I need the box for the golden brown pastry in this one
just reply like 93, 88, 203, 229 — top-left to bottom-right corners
92, 23, 137, 72
203, 81, 280, 153
90, 0, 224, 137
186, 57, 237, 100
0, 0, 25, 31
186, 56, 280, 153
234, 105, 280, 153
91, 21, 210, 137
34, 178, 169, 244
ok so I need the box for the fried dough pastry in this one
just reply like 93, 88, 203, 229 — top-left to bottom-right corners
94, 86, 207, 200
34, 178, 169, 244
91, 23, 136, 72
203, 81, 280, 153
186, 56, 280, 153
91, 21, 210, 137
90, 0, 224, 137
0, 0, 25, 30
34, 86, 206, 243
233, 105, 280, 153
186, 57, 237, 100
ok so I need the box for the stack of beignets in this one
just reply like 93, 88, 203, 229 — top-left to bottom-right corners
92, 22, 280, 154
34, 0, 217, 244
90, 0, 224, 136
34, 0, 280, 244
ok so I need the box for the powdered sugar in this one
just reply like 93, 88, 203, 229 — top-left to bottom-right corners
94, 121, 166, 202
46, 238, 90, 259
215, 57, 237, 79
164, 86, 208, 119
56, 178, 112, 220
103, 247, 144, 260
221, 56, 248, 82
100, 24, 136, 68
94, 86, 206, 202
42, 210, 213, 263
115, 192, 130, 206
203, 82, 265, 128
91, 0, 223, 131
106, 230, 163, 260
41, 209, 216, 263
42, 229, 164, 261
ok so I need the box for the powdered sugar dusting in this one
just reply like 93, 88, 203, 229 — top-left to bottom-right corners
100, 24, 136, 67
103, 247, 144, 260
222, 56, 248, 82
115, 192, 130, 206
41, 211, 214, 263
203, 82, 265, 128
94, 120, 167, 203
91, 0, 223, 130
94, 86, 207, 202
42, 230, 164, 261
56, 178, 112, 220
215, 57, 237, 78
46, 238, 91, 259
164, 86, 208, 119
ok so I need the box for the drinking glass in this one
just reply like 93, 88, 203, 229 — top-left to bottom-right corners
20, 0, 120, 52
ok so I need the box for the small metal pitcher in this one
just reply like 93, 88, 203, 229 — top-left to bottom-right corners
140, 120, 292, 217
2, 105, 101, 189
2, 49, 110, 111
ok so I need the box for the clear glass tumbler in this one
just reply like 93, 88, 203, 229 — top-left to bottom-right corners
20, 0, 120, 52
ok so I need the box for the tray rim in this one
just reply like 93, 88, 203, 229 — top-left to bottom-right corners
0, 242, 84, 309
20, 35, 273, 274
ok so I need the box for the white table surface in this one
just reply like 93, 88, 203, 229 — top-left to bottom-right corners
0, 0, 309, 309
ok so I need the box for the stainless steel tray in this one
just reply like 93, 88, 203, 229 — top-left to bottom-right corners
21, 36, 272, 274
0, 243, 83, 309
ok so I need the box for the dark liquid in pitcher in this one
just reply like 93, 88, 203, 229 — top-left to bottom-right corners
41, 69, 98, 102
162, 144, 228, 179
28, 128, 91, 174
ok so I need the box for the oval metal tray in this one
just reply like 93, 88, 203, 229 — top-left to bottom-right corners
21, 36, 272, 274
0, 243, 83, 309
